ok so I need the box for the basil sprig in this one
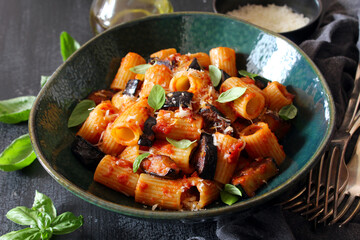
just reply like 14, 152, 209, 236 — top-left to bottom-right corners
1, 191, 83, 240
0, 96, 36, 124
133, 153, 151, 173
220, 184, 243, 206
67, 100, 96, 128
41, 76, 50, 88
238, 70, 259, 80
0, 134, 37, 172
217, 87, 247, 103
60, 31, 80, 62
166, 137, 196, 149
279, 104, 297, 120
129, 64, 152, 74
147, 84, 166, 112
209, 65, 222, 87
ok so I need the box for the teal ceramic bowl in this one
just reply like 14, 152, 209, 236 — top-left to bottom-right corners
29, 12, 335, 221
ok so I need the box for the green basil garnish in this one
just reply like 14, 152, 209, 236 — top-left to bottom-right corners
133, 153, 150, 173
216, 87, 247, 103
67, 100, 96, 128
129, 64, 152, 74
279, 104, 297, 120
220, 191, 239, 206
60, 31, 80, 62
41, 75, 50, 88
147, 84, 166, 112
1, 191, 83, 239
0, 134, 37, 172
224, 184, 242, 197
220, 184, 243, 206
238, 70, 258, 80
0, 96, 36, 124
166, 137, 196, 149
209, 65, 222, 87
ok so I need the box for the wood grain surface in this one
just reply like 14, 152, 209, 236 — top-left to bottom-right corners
0, 1, 217, 239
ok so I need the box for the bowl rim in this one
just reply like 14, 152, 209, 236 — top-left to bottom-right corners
29, 11, 335, 220
212, 0, 323, 34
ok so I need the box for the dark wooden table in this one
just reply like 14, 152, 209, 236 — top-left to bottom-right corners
0, 1, 217, 239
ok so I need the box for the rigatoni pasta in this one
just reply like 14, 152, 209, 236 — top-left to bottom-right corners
71, 47, 296, 211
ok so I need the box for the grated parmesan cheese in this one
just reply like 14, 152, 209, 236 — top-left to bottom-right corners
226, 4, 310, 33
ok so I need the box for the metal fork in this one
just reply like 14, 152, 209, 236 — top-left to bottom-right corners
280, 64, 360, 226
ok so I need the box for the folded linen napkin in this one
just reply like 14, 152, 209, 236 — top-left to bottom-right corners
214, 0, 360, 239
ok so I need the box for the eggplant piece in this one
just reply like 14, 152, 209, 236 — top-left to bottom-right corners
187, 58, 203, 71
162, 91, 193, 109
232, 157, 279, 197
123, 79, 142, 96
198, 104, 232, 135
254, 111, 291, 139
191, 133, 217, 180
87, 89, 115, 105
71, 136, 105, 171
253, 76, 271, 90
149, 57, 175, 70
138, 116, 156, 146
140, 154, 181, 179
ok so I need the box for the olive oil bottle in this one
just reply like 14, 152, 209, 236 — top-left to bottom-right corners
90, 0, 173, 35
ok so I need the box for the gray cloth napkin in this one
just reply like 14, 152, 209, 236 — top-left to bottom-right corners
215, 0, 360, 239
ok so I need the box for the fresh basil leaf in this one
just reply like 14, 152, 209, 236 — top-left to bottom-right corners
0, 134, 37, 172
40, 229, 53, 240
166, 138, 196, 149
51, 212, 83, 235
0, 96, 36, 124
60, 31, 80, 62
224, 184, 242, 197
238, 70, 258, 80
147, 84, 165, 112
209, 65, 221, 87
6, 206, 40, 226
279, 104, 297, 120
216, 87, 247, 103
129, 64, 152, 74
67, 100, 96, 128
41, 76, 50, 88
0, 227, 41, 240
32, 191, 57, 220
133, 153, 150, 173
220, 191, 239, 206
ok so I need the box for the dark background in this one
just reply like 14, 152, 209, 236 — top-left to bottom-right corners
0, 1, 218, 239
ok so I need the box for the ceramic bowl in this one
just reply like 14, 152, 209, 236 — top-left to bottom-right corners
29, 12, 334, 221
213, 0, 323, 43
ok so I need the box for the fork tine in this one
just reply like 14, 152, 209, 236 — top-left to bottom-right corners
277, 187, 306, 206
317, 192, 347, 223
323, 146, 340, 217
330, 193, 354, 225
339, 198, 360, 227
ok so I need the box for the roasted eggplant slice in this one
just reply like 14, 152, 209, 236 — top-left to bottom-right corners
123, 79, 142, 96
162, 91, 193, 109
191, 133, 217, 180
254, 111, 291, 139
198, 104, 232, 135
187, 58, 203, 71
71, 136, 105, 171
138, 116, 157, 147
253, 76, 271, 90
232, 157, 279, 197
149, 57, 175, 70
87, 89, 114, 105
140, 154, 181, 179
